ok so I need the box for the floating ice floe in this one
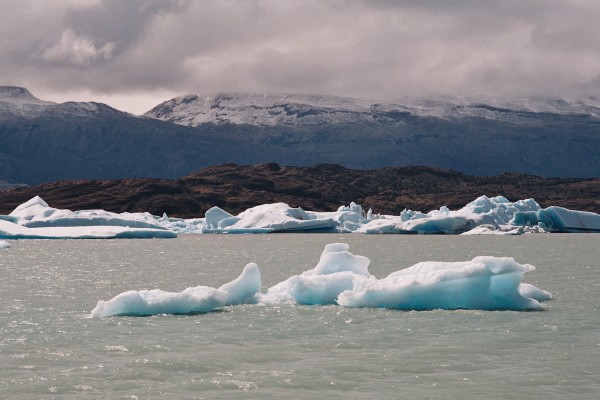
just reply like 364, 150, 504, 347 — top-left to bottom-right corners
0, 239, 11, 249
261, 243, 550, 310
91, 243, 551, 316
0, 196, 176, 239
201, 203, 337, 233
337, 256, 552, 310
91, 263, 261, 317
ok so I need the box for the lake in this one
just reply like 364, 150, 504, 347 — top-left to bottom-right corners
1, 234, 599, 399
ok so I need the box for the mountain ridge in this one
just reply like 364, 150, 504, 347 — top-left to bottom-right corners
1, 86, 600, 183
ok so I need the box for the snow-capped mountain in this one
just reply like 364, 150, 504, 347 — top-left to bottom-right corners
0, 86, 119, 118
145, 92, 600, 127
2, 86, 600, 185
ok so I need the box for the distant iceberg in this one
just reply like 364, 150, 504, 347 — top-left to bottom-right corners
2, 195, 600, 238
91, 243, 551, 316
0, 196, 176, 239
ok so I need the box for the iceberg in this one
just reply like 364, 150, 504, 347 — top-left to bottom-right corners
202, 203, 336, 233
0, 218, 176, 239
0, 239, 11, 249
1, 196, 176, 239
536, 206, 600, 233
91, 262, 261, 317
337, 256, 549, 311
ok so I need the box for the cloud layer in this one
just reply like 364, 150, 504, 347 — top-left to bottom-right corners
2, 0, 600, 113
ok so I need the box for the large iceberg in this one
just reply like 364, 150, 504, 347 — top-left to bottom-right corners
260, 243, 550, 310
1, 196, 176, 239
91, 263, 261, 317
201, 203, 336, 233
337, 257, 551, 310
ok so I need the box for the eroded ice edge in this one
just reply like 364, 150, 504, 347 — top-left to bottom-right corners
2, 195, 600, 239
91, 243, 552, 317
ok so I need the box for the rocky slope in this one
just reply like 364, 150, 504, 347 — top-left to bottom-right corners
1, 163, 598, 218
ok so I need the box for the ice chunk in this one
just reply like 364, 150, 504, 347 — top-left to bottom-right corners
519, 283, 553, 301
0, 219, 176, 239
259, 243, 371, 305
218, 263, 262, 305
461, 225, 524, 235
211, 203, 336, 233
0, 240, 11, 249
337, 256, 547, 311
92, 263, 262, 317
537, 206, 600, 233
202, 206, 238, 230
2, 196, 176, 239
90, 286, 226, 317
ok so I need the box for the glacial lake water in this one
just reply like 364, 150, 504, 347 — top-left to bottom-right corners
1, 234, 599, 399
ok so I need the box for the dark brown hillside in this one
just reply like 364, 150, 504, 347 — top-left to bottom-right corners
0, 163, 599, 217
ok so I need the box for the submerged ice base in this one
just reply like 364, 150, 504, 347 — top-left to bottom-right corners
91, 243, 551, 317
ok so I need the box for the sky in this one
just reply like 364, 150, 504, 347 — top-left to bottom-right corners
2, 0, 600, 114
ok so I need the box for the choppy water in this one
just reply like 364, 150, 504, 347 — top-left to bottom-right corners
1, 234, 599, 399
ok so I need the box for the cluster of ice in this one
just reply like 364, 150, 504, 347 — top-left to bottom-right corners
0, 240, 11, 249
91, 263, 261, 317
0, 196, 176, 239
2, 195, 599, 239
91, 243, 551, 317
195, 195, 600, 235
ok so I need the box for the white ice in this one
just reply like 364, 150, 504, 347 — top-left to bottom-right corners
259, 243, 371, 305
202, 203, 336, 233
3, 195, 600, 237
1, 196, 176, 239
0, 240, 11, 249
259, 244, 550, 310
91, 263, 261, 317
91, 243, 551, 316
337, 256, 549, 311
358, 196, 542, 234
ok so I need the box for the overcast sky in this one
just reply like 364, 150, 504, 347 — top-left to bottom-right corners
2, 0, 600, 114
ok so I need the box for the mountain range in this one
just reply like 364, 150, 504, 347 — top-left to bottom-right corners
1, 86, 599, 186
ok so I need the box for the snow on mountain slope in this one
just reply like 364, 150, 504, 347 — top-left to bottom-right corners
0, 86, 55, 117
144, 93, 401, 126
145, 92, 600, 127
0, 86, 125, 118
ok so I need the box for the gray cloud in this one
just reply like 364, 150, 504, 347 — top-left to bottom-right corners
1, 0, 600, 113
